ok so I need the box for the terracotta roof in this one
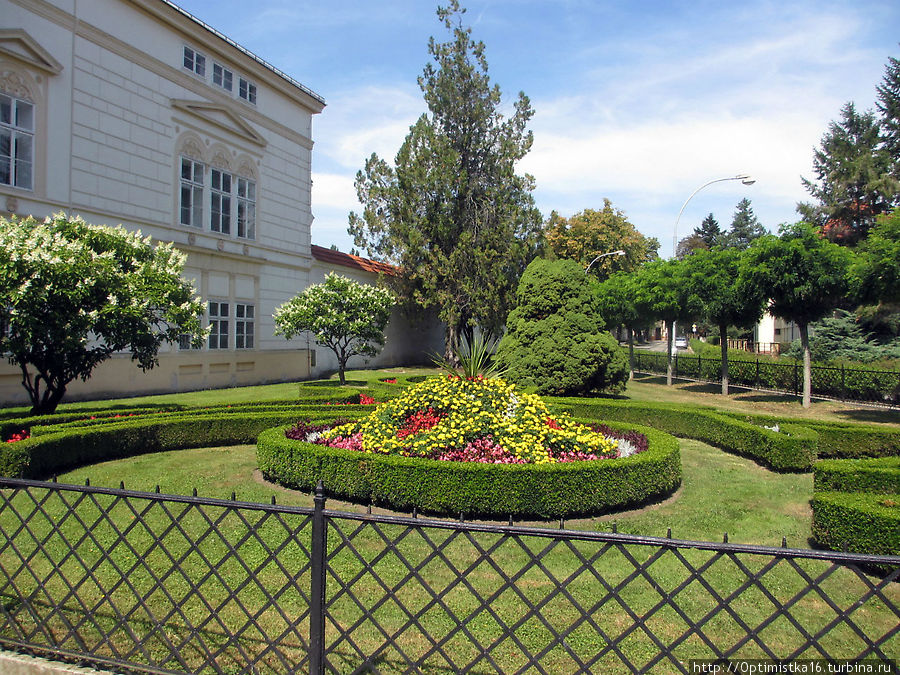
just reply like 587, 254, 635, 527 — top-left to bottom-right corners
311, 245, 396, 276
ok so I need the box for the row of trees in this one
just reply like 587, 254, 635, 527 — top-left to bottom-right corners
595, 211, 900, 407
676, 198, 766, 258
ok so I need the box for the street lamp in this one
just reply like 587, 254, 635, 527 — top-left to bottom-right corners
670, 173, 755, 359
584, 250, 626, 274
672, 174, 755, 258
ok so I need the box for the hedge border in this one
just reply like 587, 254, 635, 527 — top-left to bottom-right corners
551, 398, 818, 471
0, 406, 362, 479
811, 491, 900, 559
256, 421, 681, 518
814, 457, 900, 494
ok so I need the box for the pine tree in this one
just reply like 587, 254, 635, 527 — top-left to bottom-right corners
876, 54, 900, 186
798, 102, 895, 244
693, 213, 723, 248
725, 198, 765, 250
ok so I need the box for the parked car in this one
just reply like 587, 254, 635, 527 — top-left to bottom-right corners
675, 336, 688, 349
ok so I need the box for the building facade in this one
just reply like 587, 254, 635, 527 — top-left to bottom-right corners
0, 0, 438, 406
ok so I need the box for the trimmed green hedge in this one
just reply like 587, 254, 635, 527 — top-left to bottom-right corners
256, 422, 681, 518
0, 407, 361, 479
814, 457, 900, 494
722, 412, 900, 460
811, 491, 900, 558
551, 398, 817, 471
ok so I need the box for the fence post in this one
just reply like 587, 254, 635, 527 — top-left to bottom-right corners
755, 359, 760, 388
310, 481, 327, 675
841, 364, 846, 400
793, 363, 799, 395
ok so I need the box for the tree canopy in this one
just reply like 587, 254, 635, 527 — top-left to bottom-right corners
543, 199, 659, 280
348, 0, 542, 355
274, 273, 394, 386
681, 247, 766, 393
725, 198, 766, 250
738, 222, 854, 407
798, 102, 896, 244
851, 209, 900, 306
0, 213, 206, 414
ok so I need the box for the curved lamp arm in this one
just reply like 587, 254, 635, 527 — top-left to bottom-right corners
672, 174, 755, 257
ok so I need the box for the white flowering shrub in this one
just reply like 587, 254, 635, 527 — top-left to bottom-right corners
274, 272, 393, 384
0, 213, 206, 414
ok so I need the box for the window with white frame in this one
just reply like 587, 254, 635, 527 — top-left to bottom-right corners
208, 301, 229, 349
183, 46, 206, 77
235, 303, 255, 349
0, 93, 34, 190
178, 157, 257, 239
212, 63, 233, 92
179, 157, 204, 228
238, 77, 257, 105
236, 177, 256, 239
210, 169, 232, 235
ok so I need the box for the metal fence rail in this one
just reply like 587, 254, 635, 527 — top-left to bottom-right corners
0, 478, 898, 674
633, 351, 900, 405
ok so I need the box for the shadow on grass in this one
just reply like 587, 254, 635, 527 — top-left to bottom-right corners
832, 408, 900, 425
299, 380, 367, 388
732, 393, 801, 404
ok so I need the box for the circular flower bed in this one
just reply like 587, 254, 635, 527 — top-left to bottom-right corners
257, 375, 681, 517
299, 375, 645, 464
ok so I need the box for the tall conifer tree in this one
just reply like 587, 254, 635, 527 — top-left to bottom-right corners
349, 1, 542, 356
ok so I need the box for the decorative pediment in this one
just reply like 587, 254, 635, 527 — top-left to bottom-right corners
171, 99, 267, 147
0, 29, 63, 75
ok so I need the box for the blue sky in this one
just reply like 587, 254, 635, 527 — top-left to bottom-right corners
174, 0, 900, 257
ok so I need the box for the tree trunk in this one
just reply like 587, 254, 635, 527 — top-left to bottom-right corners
336, 349, 348, 386
666, 319, 674, 386
720, 323, 729, 395
799, 322, 812, 408
627, 328, 635, 381
444, 323, 460, 366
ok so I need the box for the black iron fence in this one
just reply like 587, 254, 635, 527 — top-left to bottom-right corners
633, 351, 900, 405
0, 477, 898, 674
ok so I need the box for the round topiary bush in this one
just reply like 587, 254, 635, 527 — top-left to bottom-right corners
495, 258, 628, 395
257, 375, 681, 517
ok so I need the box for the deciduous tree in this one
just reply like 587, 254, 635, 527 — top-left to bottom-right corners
348, 0, 541, 357
681, 248, 766, 394
274, 273, 394, 386
543, 200, 659, 279
738, 223, 854, 407
0, 214, 206, 414
633, 259, 698, 385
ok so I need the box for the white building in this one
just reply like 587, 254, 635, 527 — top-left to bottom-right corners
0, 0, 440, 405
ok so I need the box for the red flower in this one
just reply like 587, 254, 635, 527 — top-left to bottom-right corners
546, 417, 561, 430
397, 408, 444, 439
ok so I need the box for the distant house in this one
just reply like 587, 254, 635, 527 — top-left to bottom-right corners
753, 312, 807, 354
0, 0, 440, 405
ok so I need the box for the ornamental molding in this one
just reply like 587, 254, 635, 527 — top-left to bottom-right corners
0, 69, 34, 100
171, 99, 267, 148
0, 29, 63, 76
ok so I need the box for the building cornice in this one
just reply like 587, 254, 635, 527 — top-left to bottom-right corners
7, 0, 317, 151
133, 0, 325, 113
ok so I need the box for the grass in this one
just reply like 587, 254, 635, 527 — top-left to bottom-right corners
1, 368, 898, 672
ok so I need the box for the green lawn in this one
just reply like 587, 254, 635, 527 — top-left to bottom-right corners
1, 368, 897, 672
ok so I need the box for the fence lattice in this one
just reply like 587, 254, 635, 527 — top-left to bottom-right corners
0, 478, 897, 674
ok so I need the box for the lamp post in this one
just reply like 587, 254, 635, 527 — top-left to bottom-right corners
669, 174, 755, 360
584, 250, 625, 275
672, 174, 755, 259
